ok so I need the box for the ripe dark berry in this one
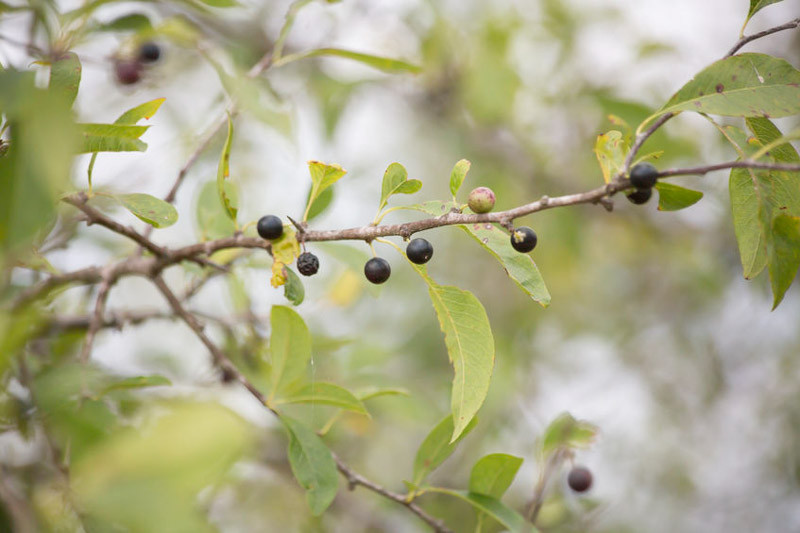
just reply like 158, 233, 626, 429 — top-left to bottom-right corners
364, 257, 391, 284
626, 188, 652, 205
406, 238, 434, 265
138, 42, 161, 63
629, 162, 658, 190
510, 226, 537, 253
468, 187, 496, 214
114, 60, 142, 85
297, 252, 319, 276
567, 466, 593, 493
257, 215, 284, 240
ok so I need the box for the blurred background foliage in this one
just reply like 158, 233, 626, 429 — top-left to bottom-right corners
1, 0, 800, 531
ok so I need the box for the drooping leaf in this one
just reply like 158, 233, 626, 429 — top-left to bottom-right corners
276, 382, 368, 415
412, 414, 477, 487
115, 193, 178, 228
469, 453, 523, 499
305, 185, 334, 222
78, 123, 148, 153
95, 13, 153, 32
594, 130, 627, 183
269, 306, 311, 396
196, 180, 237, 240
270, 230, 301, 287
49, 52, 81, 106
280, 415, 339, 516
428, 489, 535, 533
449, 159, 471, 199
283, 266, 305, 305
768, 214, 800, 309
282, 48, 421, 74
654, 182, 703, 211
305, 161, 346, 221
378, 162, 422, 211
643, 53, 800, 130
540, 412, 599, 459
216, 115, 237, 222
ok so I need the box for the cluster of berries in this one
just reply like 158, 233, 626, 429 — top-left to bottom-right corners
114, 42, 161, 85
625, 162, 659, 205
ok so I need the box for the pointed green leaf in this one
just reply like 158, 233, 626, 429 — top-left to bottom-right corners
100, 375, 171, 394
541, 412, 599, 458
746, 117, 800, 162
216, 115, 237, 222
283, 48, 421, 74
731, 167, 768, 278
655, 182, 703, 211
49, 52, 81, 106
378, 162, 422, 210
115, 98, 166, 125
281, 415, 338, 516
356, 386, 410, 401
594, 130, 627, 183
305, 185, 334, 222
276, 382, 368, 415
768, 214, 800, 309
116, 193, 178, 228
269, 306, 311, 395
196, 180, 237, 240
644, 53, 800, 129
95, 13, 153, 32
283, 266, 305, 306
78, 123, 148, 153
449, 159, 471, 198
460, 223, 550, 306
197, 0, 239, 7
747, 0, 783, 20
412, 414, 477, 486
305, 161, 346, 221
428, 489, 535, 533
469, 453, 523, 499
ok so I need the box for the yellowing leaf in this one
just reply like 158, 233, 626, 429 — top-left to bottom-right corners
269, 231, 300, 288
594, 130, 627, 183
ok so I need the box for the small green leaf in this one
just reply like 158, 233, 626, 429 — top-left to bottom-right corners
305, 185, 334, 222
100, 375, 171, 394
216, 115, 237, 222
594, 130, 627, 183
540, 412, 598, 458
269, 306, 311, 396
428, 489, 534, 533
196, 0, 239, 6
355, 386, 410, 401
116, 193, 178, 228
305, 161, 346, 221
655, 182, 704, 211
115, 98, 166, 125
378, 162, 422, 211
283, 48, 421, 74
280, 415, 338, 516
196, 180, 237, 240
469, 453, 523, 499
412, 414, 477, 487
95, 13, 153, 32
449, 159, 471, 198
747, 0, 783, 21
276, 382, 368, 415
49, 52, 81, 106
283, 266, 305, 305
78, 123, 148, 153
768, 214, 800, 309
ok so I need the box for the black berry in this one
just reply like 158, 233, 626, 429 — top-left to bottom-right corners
629, 163, 658, 189
297, 252, 319, 276
138, 42, 161, 63
257, 215, 284, 240
364, 257, 391, 284
406, 238, 434, 265
567, 466, 593, 493
114, 60, 142, 85
626, 188, 652, 205
510, 226, 537, 253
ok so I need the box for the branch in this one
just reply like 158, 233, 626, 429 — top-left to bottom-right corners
79, 273, 112, 363
621, 112, 675, 175
657, 160, 800, 178
526, 448, 567, 523
727, 17, 800, 57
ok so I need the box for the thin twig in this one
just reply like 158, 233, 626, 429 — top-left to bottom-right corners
621, 112, 675, 175
79, 273, 112, 363
726, 17, 800, 58
526, 449, 567, 523
657, 160, 800, 178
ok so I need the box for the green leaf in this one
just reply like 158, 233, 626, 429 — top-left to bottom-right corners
746, 117, 800, 162
280, 415, 338, 516
355, 386, 410, 401
196, 0, 239, 7
428, 489, 535, 533
305, 161, 346, 221
95, 13, 153, 32
276, 382, 368, 415
449, 159, 471, 198
216, 115, 237, 222
644, 53, 800, 129
282, 48, 421, 74
654, 182, 704, 211
49, 52, 81, 106
469, 453, 523, 499
196, 180, 237, 240
115, 193, 178, 228
730, 167, 769, 278
115, 98, 166, 125
283, 266, 305, 305
378, 162, 422, 211
768, 214, 800, 309
459, 223, 551, 306
594, 130, 627, 183
747, 0, 783, 21
305, 185, 334, 222
540, 412, 599, 458
412, 414, 477, 487
100, 375, 171, 394
78, 123, 148, 153
269, 306, 311, 396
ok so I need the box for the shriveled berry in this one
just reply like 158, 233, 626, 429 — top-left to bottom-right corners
138, 42, 161, 63
114, 59, 142, 85
510, 226, 537, 253
257, 215, 284, 240
468, 187, 496, 214
364, 257, 391, 284
406, 238, 434, 265
629, 162, 658, 190
297, 252, 319, 276
567, 466, 593, 493
626, 188, 652, 205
